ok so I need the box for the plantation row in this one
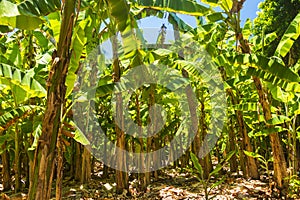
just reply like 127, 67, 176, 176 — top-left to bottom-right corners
0, 0, 300, 199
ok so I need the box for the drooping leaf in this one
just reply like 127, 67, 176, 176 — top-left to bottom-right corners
66, 19, 88, 97
216, 53, 300, 92
250, 32, 277, 53
239, 54, 299, 82
268, 83, 295, 103
107, 0, 129, 32
134, 0, 210, 16
207, 12, 224, 22
0, 64, 46, 101
0, 106, 36, 130
267, 115, 291, 125
242, 18, 252, 40
74, 128, 90, 146
18, 0, 61, 17
168, 12, 194, 33
275, 12, 300, 58
0, 0, 43, 30
47, 11, 61, 44
33, 31, 49, 49
6, 43, 21, 67
0, 0, 61, 30
247, 67, 300, 93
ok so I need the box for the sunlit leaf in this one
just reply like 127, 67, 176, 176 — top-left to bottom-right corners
0, 0, 43, 30
135, 0, 210, 16
267, 115, 291, 125
275, 12, 300, 57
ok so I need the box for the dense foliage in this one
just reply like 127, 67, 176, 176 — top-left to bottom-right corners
0, 0, 300, 199
254, 0, 300, 64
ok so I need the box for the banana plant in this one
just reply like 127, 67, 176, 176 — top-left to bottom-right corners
244, 150, 273, 185
0, 0, 299, 198
132, 0, 299, 189
0, 0, 61, 30
275, 12, 300, 58
191, 151, 235, 200
0, 31, 48, 190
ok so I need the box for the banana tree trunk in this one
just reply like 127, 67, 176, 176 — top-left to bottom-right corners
149, 85, 160, 180
56, 135, 63, 199
1, 138, 11, 191
225, 3, 288, 187
81, 146, 91, 183
227, 119, 238, 172
75, 143, 82, 180
136, 92, 147, 192
232, 11, 288, 187
198, 98, 213, 178
27, 1, 76, 199
14, 124, 21, 192
146, 85, 155, 183
173, 25, 210, 174
220, 67, 259, 178
112, 35, 129, 194
182, 70, 210, 177
252, 76, 288, 188
237, 109, 259, 179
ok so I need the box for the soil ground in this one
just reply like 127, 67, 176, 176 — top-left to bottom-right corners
1, 164, 294, 200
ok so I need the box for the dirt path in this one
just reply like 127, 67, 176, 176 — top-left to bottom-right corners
0, 167, 292, 199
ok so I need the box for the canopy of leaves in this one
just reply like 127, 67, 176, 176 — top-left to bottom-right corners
254, 0, 300, 63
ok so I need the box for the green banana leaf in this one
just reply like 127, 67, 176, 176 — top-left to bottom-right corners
134, 0, 210, 16
275, 12, 300, 58
0, 0, 61, 30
